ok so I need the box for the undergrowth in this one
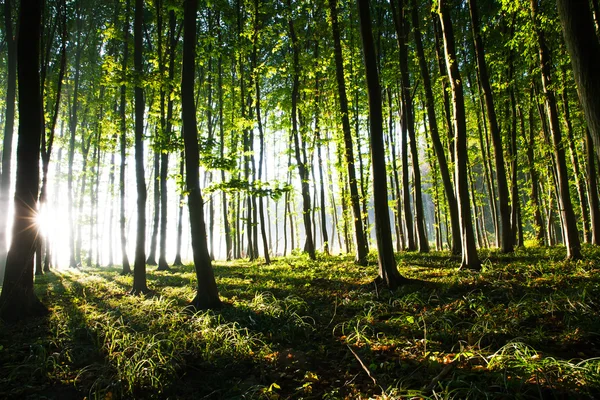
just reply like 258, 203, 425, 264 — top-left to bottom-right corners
1, 245, 599, 399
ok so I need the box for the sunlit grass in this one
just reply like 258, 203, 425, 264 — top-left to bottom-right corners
0, 245, 599, 398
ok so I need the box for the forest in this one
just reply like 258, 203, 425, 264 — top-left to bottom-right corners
1, 0, 600, 397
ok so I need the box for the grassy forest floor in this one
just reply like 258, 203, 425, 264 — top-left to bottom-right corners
1, 246, 600, 399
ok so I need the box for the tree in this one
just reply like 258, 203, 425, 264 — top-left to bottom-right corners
556, 0, 600, 162
182, 0, 221, 310
120, 0, 132, 274
410, 0, 461, 255
287, 0, 316, 261
328, 0, 369, 264
357, 0, 406, 288
0, 0, 48, 322
0, 0, 17, 282
438, 0, 481, 271
530, 0, 581, 260
131, 0, 149, 294
468, 0, 513, 253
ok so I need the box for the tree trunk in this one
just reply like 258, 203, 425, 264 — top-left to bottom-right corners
390, 0, 428, 252
158, 7, 176, 271
468, 0, 513, 253
411, 0, 460, 254
173, 155, 184, 265
438, 0, 481, 270
120, 0, 132, 274
556, 0, 600, 162
561, 77, 589, 243
146, 150, 160, 265
531, 0, 581, 260
586, 129, 600, 244
182, 0, 221, 309
0, 0, 17, 280
131, 0, 149, 294
357, 0, 406, 288
287, 0, 316, 260
328, 0, 368, 264
0, 0, 48, 321
253, 1, 271, 264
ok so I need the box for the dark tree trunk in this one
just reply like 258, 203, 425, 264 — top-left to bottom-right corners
556, 0, 600, 162
390, 0, 428, 253
287, 0, 316, 260
411, 0, 460, 254
586, 129, 600, 245
438, 0, 481, 270
158, 7, 175, 271
531, 0, 581, 260
173, 155, 184, 266
527, 88, 545, 243
329, 0, 368, 264
146, 149, 160, 265
68, 10, 83, 269
0, 0, 48, 322
561, 78, 589, 243
468, 0, 513, 253
0, 0, 17, 279
357, 0, 406, 288
120, 0, 132, 274
131, 0, 149, 294
182, 0, 221, 309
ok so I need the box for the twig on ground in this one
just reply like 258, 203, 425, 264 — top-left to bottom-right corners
346, 344, 377, 386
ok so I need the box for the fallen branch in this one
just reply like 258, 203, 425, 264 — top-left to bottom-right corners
346, 344, 377, 386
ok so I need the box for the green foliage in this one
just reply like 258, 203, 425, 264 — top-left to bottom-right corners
2, 248, 600, 398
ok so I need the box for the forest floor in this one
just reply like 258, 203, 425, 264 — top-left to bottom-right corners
1, 246, 600, 399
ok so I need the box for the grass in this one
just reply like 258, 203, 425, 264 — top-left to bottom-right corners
1, 245, 600, 399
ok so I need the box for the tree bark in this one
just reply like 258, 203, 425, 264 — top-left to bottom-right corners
0, 0, 17, 280
438, 0, 481, 270
410, 0, 460, 254
120, 0, 132, 274
131, 0, 149, 294
182, 0, 221, 309
287, 0, 316, 260
357, 0, 406, 288
0, 0, 48, 322
468, 0, 513, 253
531, 0, 581, 260
556, 0, 600, 162
586, 129, 600, 245
328, 0, 368, 264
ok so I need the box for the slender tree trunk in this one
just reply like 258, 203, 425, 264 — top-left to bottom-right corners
120, 0, 132, 274
561, 73, 590, 242
183, 0, 221, 309
0, 0, 48, 321
527, 88, 545, 243
468, 0, 512, 253
432, 16, 454, 161
586, 129, 600, 244
158, 7, 176, 271
328, 0, 368, 264
131, 0, 149, 294
253, 1, 271, 264
357, 0, 406, 288
288, 0, 316, 260
411, 0, 460, 254
173, 154, 184, 265
531, 0, 581, 260
146, 149, 160, 265
438, 0, 481, 270
390, 0, 428, 252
